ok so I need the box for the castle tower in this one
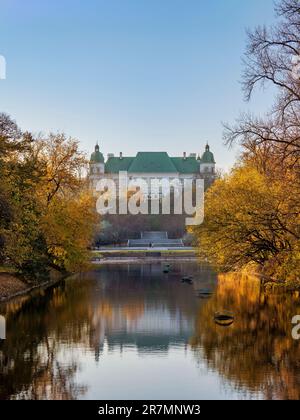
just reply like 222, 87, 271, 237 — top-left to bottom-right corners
199, 143, 216, 188
89, 142, 105, 188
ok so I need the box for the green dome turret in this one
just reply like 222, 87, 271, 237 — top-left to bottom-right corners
90, 143, 104, 163
201, 144, 215, 164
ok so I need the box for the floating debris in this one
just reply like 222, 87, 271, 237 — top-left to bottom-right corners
197, 289, 214, 299
163, 265, 170, 273
181, 276, 193, 285
214, 311, 235, 327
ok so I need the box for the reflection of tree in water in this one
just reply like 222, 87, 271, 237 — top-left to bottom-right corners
190, 273, 300, 400
11, 338, 86, 400
0, 283, 89, 400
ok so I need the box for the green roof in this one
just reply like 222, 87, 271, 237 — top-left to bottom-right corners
105, 156, 135, 173
171, 157, 200, 174
95, 148, 215, 174
201, 145, 215, 164
127, 152, 178, 173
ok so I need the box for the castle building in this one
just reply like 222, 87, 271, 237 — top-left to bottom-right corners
89, 143, 216, 191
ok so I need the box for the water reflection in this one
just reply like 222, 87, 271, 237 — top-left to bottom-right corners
191, 272, 300, 400
0, 286, 87, 400
0, 264, 299, 400
87, 264, 207, 357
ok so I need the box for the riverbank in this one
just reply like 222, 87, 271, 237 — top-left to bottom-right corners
92, 248, 196, 259
0, 272, 28, 301
92, 257, 198, 265
91, 249, 198, 265
0, 270, 64, 303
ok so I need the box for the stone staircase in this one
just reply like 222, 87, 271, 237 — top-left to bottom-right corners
128, 232, 184, 248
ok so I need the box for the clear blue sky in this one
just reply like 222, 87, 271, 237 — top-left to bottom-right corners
0, 0, 276, 170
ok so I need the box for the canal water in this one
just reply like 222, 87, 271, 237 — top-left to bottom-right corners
0, 262, 299, 400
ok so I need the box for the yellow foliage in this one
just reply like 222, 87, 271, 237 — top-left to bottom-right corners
193, 165, 300, 283
42, 191, 98, 272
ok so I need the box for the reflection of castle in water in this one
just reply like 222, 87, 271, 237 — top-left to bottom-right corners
94, 306, 193, 356
86, 264, 214, 357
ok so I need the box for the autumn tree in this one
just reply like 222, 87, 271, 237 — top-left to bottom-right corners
33, 133, 97, 272
225, 0, 300, 167
0, 113, 99, 280
193, 166, 300, 281
194, 0, 300, 284
0, 114, 44, 272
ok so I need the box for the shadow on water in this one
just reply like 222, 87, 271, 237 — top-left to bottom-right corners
0, 263, 299, 400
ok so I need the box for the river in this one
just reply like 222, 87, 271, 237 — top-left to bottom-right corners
0, 262, 299, 400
